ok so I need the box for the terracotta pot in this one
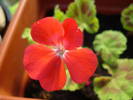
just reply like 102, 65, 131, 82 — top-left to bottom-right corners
0, 95, 41, 100
0, 0, 53, 99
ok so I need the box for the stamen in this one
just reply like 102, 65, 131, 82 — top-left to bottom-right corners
53, 45, 66, 58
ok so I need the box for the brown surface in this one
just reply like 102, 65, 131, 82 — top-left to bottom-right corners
0, 0, 46, 97
0, 95, 42, 100
95, 0, 133, 14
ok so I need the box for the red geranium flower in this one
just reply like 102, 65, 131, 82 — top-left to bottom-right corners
23, 17, 98, 91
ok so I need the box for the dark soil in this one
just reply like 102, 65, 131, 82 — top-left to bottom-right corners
24, 80, 99, 100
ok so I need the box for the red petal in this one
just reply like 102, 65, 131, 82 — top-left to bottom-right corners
39, 60, 66, 91
31, 17, 64, 46
64, 48, 98, 83
23, 44, 57, 80
62, 18, 83, 50
24, 44, 66, 91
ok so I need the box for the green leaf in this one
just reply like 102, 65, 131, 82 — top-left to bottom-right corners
66, 0, 99, 33
93, 30, 127, 66
22, 28, 35, 44
63, 69, 85, 91
121, 4, 133, 32
102, 64, 114, 75
79, 17, 99, 33
54, 5, 68, 22
94, 59, 133, 100
66, 2, 79, 20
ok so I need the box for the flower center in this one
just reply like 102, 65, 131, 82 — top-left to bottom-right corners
53, 45, 67, 58
56, 48, 65, 56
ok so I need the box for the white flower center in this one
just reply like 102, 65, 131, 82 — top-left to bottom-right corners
53, 45, 68, 58
56, 48, 65, 56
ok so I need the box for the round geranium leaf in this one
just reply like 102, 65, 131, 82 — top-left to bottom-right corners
93, 30, 127, 65
94, 59, 133, 100
66, 0, 99, 34
121, 4, 133, 32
